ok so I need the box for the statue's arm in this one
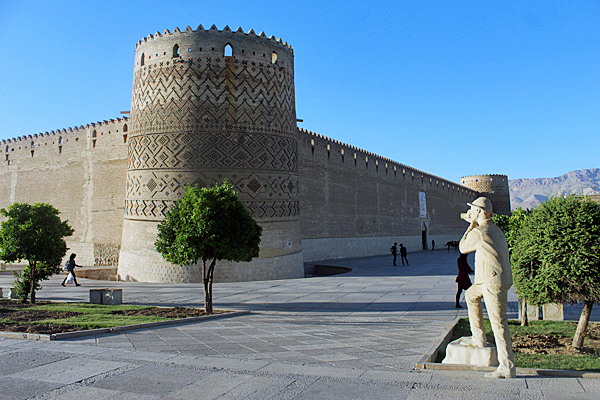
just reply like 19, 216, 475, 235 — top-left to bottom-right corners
459, 225, 480, 254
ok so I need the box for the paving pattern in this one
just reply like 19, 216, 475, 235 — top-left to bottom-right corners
1, 250, 600, 399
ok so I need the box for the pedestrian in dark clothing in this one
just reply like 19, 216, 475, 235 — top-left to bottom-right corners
400, 244, 409, 266
455, 253, 473, 308
61, 253, 81, 287
431, 240, 435, 250
390, 243, 398, 266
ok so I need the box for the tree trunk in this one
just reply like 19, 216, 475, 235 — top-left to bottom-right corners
29, 262, 36, 304
202, 259, 216, 315
520, 298, 528, 326
572, 301, 593, 349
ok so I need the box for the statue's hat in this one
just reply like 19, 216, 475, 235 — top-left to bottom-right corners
467, 197, 494, 214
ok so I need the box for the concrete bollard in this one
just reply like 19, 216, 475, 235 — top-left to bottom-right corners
90, 288, 122, 305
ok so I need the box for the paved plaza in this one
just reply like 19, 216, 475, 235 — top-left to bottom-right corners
1, 250, 600, 399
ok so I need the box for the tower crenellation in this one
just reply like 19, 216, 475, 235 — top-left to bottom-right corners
460, 174, 511, 215
118, 25, 303, 283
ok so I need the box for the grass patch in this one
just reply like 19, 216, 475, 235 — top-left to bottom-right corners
452, 318, 600, 372
0, 300, 211, 334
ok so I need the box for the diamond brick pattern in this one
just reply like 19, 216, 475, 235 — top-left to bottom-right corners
125, 40, 300, 223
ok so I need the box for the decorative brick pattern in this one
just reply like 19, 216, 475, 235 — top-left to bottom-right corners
93, 244, 121, 266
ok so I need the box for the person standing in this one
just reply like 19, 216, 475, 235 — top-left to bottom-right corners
455, 253, 473, 308
431, 240, 435, 251
400, 244, 409, 266
61, 253, 81, 287
390, 243, 398, 266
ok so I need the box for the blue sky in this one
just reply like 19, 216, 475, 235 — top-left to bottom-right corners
0, 0, 598, 181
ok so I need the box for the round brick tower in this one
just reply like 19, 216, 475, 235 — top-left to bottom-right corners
118, 25, 303, 282
460, 174, 511, 216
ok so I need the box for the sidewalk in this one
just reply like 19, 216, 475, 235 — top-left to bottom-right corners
1, 251, 599, 399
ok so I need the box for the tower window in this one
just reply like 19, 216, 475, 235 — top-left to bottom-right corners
271, 52, 278, 64
172, 44, 180, 58
140, 53, 145, 66
224, 44, 233, 57
123, 124, 128, 132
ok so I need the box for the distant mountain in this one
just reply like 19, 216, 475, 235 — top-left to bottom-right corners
509, 168, 600, 210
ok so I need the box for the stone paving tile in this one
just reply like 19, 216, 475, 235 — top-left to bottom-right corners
4, 251, 600, 398
8, 357, 129, 384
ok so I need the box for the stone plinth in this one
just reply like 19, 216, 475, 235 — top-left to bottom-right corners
519, 299, 540, 321
90, 288, 122, 305
442, 337, 499, 367
7, 288, 19, 300
542, 303, 564, 321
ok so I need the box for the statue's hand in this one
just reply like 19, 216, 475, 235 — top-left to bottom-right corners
468, 220, 479, 232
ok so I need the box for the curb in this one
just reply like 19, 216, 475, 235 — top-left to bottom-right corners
0, 310, 250, 341
415, 318, 600, 380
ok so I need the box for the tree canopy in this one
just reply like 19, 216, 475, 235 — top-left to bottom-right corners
155, 181, 262, 313
510, 195, 600, 347
0, 202, 74, 303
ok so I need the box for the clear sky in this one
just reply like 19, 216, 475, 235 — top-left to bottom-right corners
0, 0, 598, 182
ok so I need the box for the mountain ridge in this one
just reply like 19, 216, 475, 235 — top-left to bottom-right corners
509, 168, 600, 210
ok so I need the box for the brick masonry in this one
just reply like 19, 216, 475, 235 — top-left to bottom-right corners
0, 25, 509, 282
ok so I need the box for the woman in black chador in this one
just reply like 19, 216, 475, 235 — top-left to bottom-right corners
61, 253, 81, 287
455, 253, 473, 308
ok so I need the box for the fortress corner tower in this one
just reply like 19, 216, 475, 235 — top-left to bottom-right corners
118, 25, 303, 282
460, 174, 511, 215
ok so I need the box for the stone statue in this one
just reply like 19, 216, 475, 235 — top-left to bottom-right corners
457, 197, 516, 379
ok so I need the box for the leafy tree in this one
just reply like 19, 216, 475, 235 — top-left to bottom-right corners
492, 207, 529, 252
511, 195, 600, 348
0, 203, 74, 303
155, 181, 262, 314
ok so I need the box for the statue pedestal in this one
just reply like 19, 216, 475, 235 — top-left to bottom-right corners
442, 337, 499, 367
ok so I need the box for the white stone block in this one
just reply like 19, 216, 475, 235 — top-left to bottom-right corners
442, 337, 499, 367
8, 288, 19, 300
542, 303, 564, 321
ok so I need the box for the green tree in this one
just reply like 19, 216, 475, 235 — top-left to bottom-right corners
0, 203, 74, 303
155, 181, 262, 314
511, 195, 600, 348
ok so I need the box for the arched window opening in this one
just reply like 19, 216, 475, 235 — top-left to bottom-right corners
172, 44, 180, 58
140, 53, 145, 66
31, 141, 34, 148
224, 44, 233, 57
92, 130, 97, 138
59, 136, 63, 144
123, 124, 128, 132
271, 52, 278, 64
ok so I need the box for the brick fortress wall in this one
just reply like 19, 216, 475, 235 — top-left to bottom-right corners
0, 120, 129, 267
118, 26, 304, 282
298, 130, 478, 261
0, 25, 501, 283
460, 174, 511, 216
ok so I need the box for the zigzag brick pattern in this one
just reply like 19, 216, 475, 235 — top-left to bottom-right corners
125, 29, 299, 221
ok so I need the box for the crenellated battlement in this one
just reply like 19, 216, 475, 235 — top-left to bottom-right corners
135, 25, 293, 51
299, 128, 477, 195
1, 117, 128, 145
